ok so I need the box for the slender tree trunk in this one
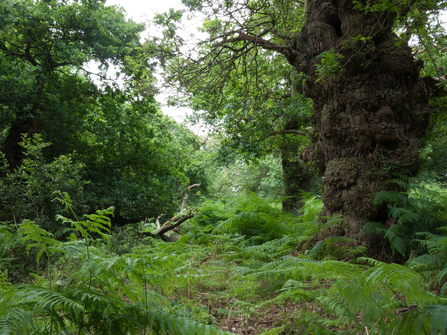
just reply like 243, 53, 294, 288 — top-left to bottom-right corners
1, 119, 40, 171
290, 0, 430, 235
281, 120, 315, 215
1, 75, 46, 171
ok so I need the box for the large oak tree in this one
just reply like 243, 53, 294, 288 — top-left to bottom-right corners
167, 0, 446, 235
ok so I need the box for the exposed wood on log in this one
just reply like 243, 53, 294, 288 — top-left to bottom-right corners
140, 183, 201, 242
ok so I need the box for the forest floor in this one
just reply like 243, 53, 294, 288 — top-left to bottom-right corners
3, 193, 445, 335
166, 247, 353, 335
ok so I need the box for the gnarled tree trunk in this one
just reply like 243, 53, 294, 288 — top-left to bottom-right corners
290, 0, 430, 235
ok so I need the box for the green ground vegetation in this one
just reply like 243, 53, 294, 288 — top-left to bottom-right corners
1, 0, 447, 334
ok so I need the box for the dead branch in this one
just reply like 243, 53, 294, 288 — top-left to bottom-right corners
139, 209, 198, 241
157, 214, 195, 236
156, 208, 197, 234
140, 184, 201, 242
177, 183, 200, 200
180, 194, 189, 215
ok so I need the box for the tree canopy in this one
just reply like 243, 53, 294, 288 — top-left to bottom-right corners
1, 0, 447, 334
0, 0, 206, 228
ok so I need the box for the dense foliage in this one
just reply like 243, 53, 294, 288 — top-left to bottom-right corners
0, 0, 208, 227
1, 0, 447, 334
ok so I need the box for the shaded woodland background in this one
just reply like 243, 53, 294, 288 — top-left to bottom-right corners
1, 0, 447, 334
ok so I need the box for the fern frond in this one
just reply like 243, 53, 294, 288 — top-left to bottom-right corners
308, 236, 361, 261
359, 221, 386, 238
317, 295, 360, 327
13, 284, 85, 315
374, 190, 408, 207
417, 305, 447, 335
0, 305, 34, 335
384, 224, 409, 257
308, 240, 325, 259
407, 254, 445, 273
17, 219, 61, 262
357, 262, 437, 306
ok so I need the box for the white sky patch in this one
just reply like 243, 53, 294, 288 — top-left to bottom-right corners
85, 0, 204, 128
109, 0, 189, 123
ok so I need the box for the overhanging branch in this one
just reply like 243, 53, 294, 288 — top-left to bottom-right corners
247, 129, 307, 143
213, 32, 291, 55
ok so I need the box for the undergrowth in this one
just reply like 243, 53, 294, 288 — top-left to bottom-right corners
1, 186, 447, 334
360, 172, 447, 258
0, 193, 225, 335
172, 191, 447, 334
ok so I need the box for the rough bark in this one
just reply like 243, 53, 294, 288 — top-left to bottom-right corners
291, 0, 430, 235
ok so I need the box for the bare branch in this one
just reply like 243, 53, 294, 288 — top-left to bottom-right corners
180, 194, 189, 215
213, 32, 290, 55
176, 183, 200, 200
157, 214, 195, 236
